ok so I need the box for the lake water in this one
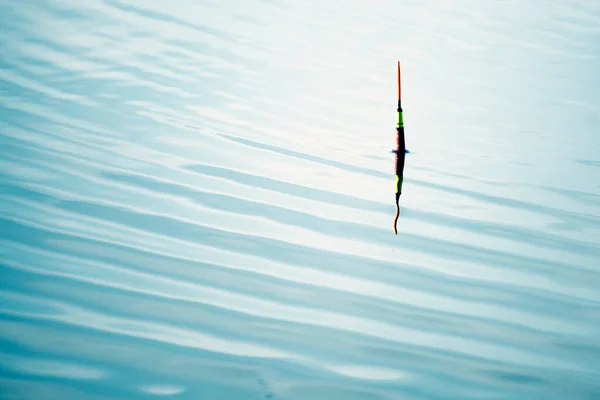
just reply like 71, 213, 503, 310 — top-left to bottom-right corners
1, 1, 600, 399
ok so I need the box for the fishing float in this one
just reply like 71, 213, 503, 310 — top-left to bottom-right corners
394, 60, 406, 235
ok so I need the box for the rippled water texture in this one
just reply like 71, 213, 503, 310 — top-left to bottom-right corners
1, 0, 600, 399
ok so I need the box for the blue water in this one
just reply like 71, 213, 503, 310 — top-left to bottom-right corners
1, 1, 600, 399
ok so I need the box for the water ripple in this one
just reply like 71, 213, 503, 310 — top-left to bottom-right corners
1, 0, 600, 398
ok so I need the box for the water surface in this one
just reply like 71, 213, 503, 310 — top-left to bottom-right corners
1, 0, 600, 399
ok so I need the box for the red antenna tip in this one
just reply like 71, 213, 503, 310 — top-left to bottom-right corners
397, 60, 402, 101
